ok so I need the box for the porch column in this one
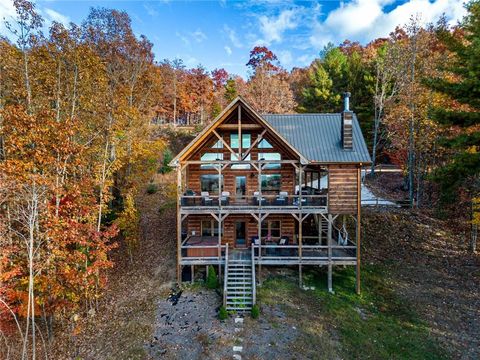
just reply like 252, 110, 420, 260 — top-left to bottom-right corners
257, 213, 262, 285
176, 165, 182, 284
356, 166, 362, 294
298, 213, 303, 287
327, 213, 333, 293
217, 165, 222, 207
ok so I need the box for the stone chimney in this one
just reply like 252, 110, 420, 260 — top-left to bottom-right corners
341, 92, 353, 150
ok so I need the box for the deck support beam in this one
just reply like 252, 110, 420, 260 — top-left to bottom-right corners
176, 166, 182, 284
356, 166, 362, 294
327, 213, 333, 293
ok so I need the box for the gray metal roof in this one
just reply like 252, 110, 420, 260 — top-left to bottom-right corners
262, 113, 372, 163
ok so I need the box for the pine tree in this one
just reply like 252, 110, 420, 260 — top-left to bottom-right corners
426, 1, 480, 202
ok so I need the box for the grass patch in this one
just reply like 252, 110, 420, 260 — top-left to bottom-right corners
259, 265, 449, 360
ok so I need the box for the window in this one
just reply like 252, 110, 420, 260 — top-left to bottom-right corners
261, 174, 281, 191
258, 139, 273, 149
258, 152, 281, 169
261, 220, 281, 239
212, 139, 223, 149
201, 220, 220, 236
200, 175, 223, 193
200, 153, 223, 169
230, 133, 251, 149
230, 153, 251, 169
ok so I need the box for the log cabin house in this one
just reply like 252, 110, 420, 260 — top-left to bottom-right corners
169, 95, 371, 311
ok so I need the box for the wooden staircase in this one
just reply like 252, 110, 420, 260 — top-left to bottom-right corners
223, 246, 256, 312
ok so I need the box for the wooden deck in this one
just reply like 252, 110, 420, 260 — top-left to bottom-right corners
180, 236, 356, 266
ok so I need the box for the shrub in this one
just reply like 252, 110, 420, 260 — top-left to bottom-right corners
218, 306, 228, 320
146, 183, 158, 194
206, 265, 218, 289
158, 148, 173, 174
251, 304, 260, 319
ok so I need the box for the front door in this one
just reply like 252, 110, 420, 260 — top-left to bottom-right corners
235, 221, 246, 248
235, 176, 246, 201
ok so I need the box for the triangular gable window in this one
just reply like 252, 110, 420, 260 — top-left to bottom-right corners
212, 139, 223, 149
258, 139, 273, 149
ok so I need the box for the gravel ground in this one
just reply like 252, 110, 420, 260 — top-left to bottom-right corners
147, 288, 306, 360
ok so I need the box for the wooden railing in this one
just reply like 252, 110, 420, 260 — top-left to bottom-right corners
180, 194, 327, 208
251, 243, 256, 306
223, 243, 229, 306
180, 243, 226, 261
252, 244, 356, 262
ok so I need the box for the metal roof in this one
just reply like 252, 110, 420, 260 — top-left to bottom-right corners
262, 113, 372, 163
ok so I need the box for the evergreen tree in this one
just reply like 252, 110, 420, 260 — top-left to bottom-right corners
426, 1, 480, 202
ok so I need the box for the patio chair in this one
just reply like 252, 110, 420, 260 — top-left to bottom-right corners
275, 191, 288, 206
201, 191, 213, 206
278, 236, 290, 256
253, 191, 267, 206
220, 191, 230, 206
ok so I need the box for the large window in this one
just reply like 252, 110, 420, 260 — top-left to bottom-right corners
230, 153, 251, 169
261, 220, 281, 239
230, 133, 251, 149
261, 174, 281, 191
200, 153, 223, 169
258, 138, 273, 149
201, 219, 221, 236
211, 139, 223, 149
258, 152, 281, 169
200, 174, 223, 193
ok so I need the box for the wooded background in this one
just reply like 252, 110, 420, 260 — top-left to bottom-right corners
0, 0, 479, 358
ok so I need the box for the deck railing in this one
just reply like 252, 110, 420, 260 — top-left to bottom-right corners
251, 243, 256, 305
180, 194, 327, 208
252, 243, 356, 262
223, 243, 229, 306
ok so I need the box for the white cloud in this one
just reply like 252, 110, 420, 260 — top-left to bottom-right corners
224, 45, 232, 55
191, 29, 207, 42
184, 55, 198, 67
258, 8, 299, 45
0, 0, 17, 34
277, 49, 292, 66
176, 31, 190, 46
43, 8, 70, 26
1, 0, 70, 37
223, 24, 243, 48
143, 3, 159, 17
297, 54, 314, 66
310, 0, 467, 48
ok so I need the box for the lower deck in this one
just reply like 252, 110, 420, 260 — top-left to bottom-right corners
179, 212, 358, 267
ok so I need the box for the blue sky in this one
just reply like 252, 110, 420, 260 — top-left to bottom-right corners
0, 0, 467, 77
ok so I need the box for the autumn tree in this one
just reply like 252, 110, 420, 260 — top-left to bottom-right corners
244, 46, 296, 113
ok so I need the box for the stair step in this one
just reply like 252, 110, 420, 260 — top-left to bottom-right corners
227, 282, 252, 286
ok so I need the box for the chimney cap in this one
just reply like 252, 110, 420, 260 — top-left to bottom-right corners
343, 92, 351, 112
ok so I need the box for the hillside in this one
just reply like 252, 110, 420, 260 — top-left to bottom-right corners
45, 177, 479, 360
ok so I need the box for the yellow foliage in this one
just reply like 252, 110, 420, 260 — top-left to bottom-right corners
115, 192, 140, 255
472, 197, 480, 226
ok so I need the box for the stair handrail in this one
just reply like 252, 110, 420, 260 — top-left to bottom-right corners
223, 243, 229, 307
251, 243, 256, 306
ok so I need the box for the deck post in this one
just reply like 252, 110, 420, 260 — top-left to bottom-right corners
327, 213, 333, 293
176, 165, 182, 284
356, 166, 362, 294
258, 163, 263, 285
191, 265, 194, 284
298, 212, 303, 287
218, 213, 223, 280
